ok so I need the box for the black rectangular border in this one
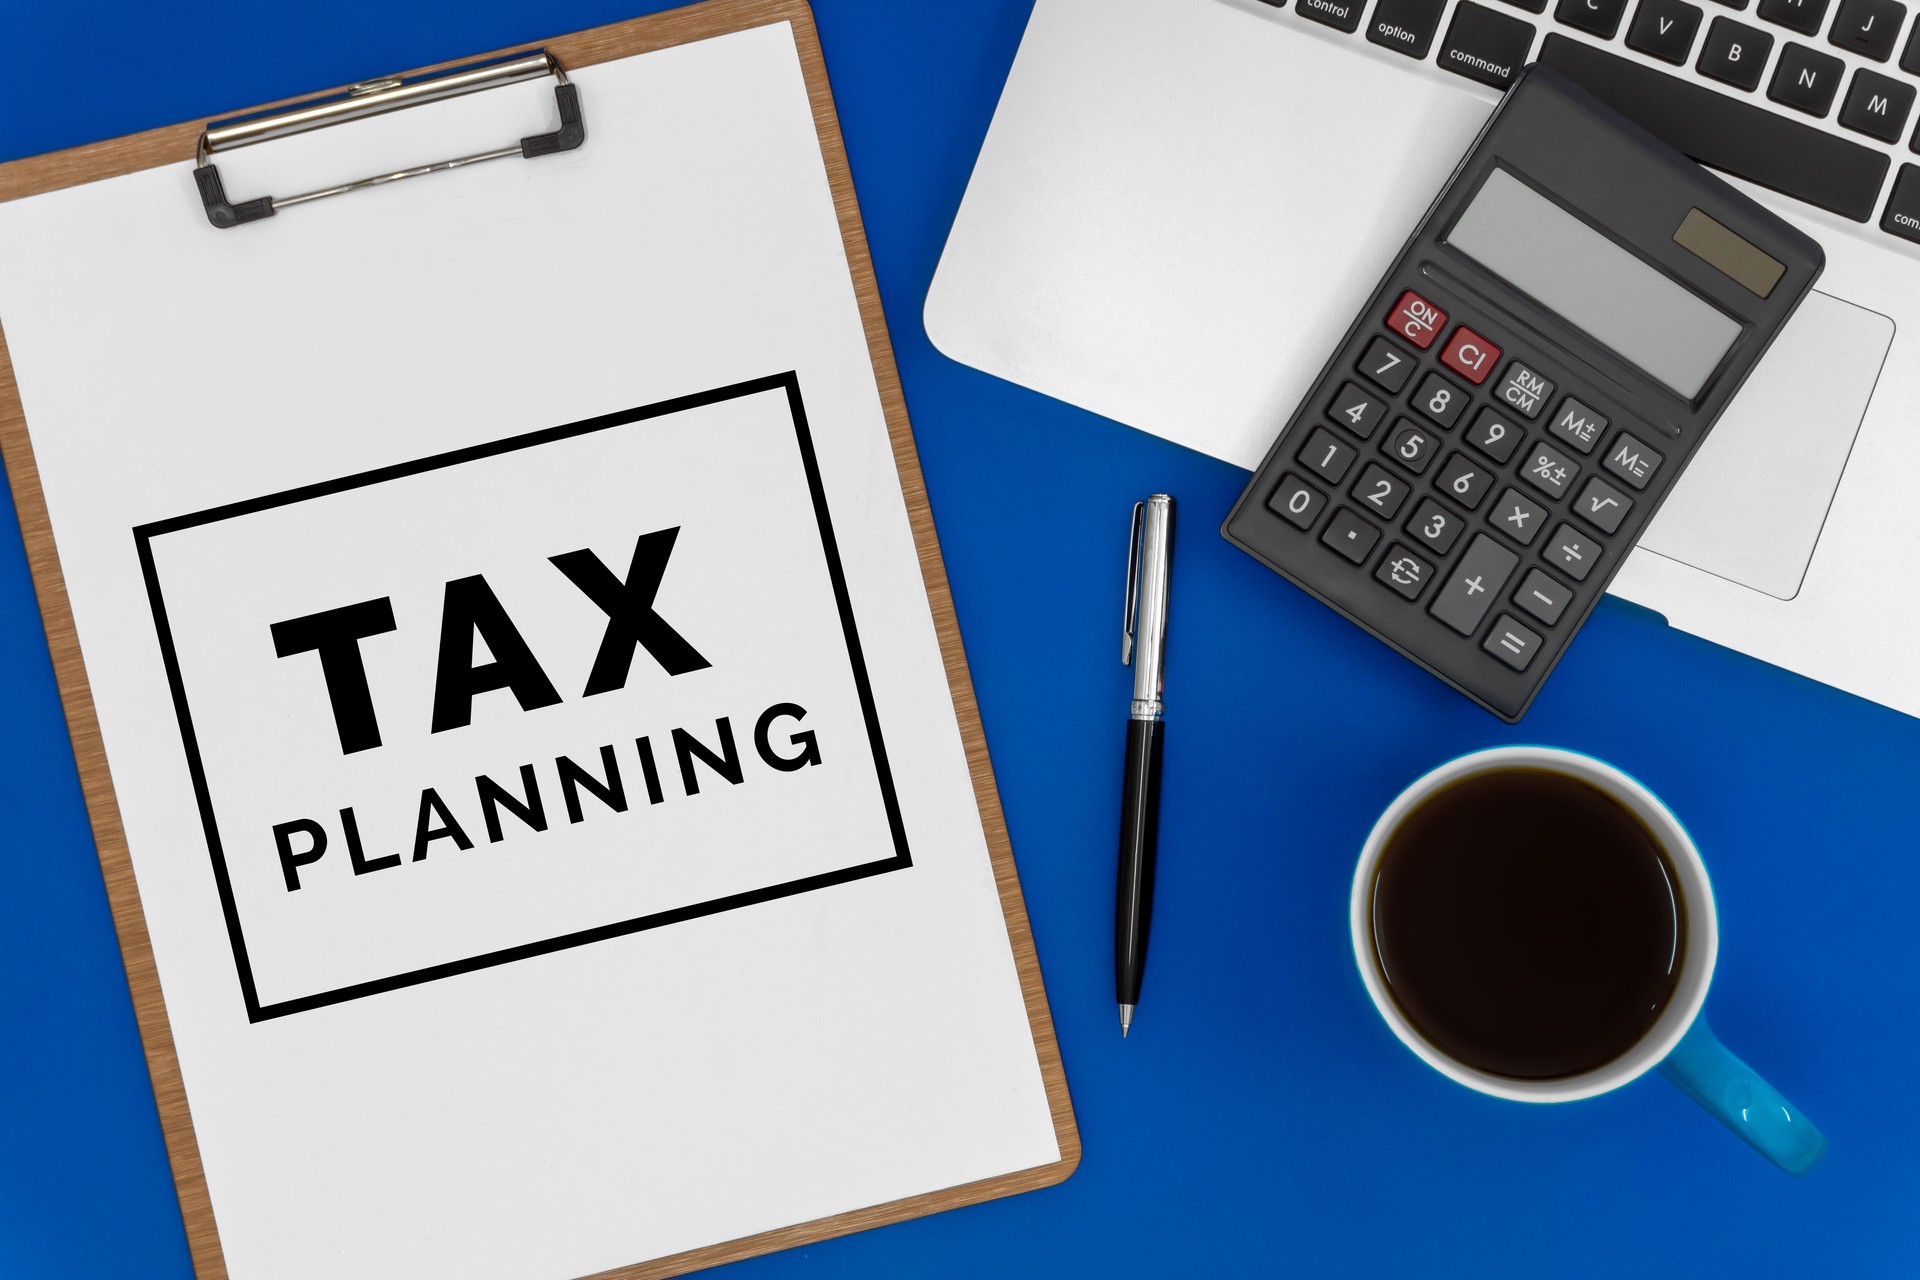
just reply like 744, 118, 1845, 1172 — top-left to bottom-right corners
134, 372, 911, 1022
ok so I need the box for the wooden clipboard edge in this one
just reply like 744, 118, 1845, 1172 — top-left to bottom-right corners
0, 2, 1080, 1277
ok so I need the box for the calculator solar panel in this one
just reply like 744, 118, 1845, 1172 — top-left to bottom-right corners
1222, 66, 1823, 721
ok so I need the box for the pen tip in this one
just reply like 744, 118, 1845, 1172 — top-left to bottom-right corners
1119, 1004, 1133, 1038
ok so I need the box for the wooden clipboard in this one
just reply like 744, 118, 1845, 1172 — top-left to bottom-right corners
0, 2, 1079, 1275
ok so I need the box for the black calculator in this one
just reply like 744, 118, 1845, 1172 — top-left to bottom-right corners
1221, 66, 1823, 722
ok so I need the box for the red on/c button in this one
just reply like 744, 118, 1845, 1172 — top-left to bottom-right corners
1439, 325, 1501, 385
1386, 290, 1447, 349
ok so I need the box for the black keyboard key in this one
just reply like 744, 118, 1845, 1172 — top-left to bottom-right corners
1295, 0, 1368, 30
1556, 0, 1631, 37
1829, 0, 1905, 57
1769, 42, 1846, 115
1499, 0, 1550, 11
1540, 35, 1889, 220
1698, 16, 1775, 87
1628, 0, 1706, 60
1839, 68, 1916, 140
1757, 0, 1832, 31
1903, 14, 1920, 69
1439, 1, 1537, 87
1881, 163, 1920, 242
1711, 0, 1751, 9
1369, 0, 1450, 55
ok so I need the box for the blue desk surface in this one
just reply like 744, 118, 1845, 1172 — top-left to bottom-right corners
3, 2, 1917, 1275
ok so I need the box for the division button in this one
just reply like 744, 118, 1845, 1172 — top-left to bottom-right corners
1494, 361, 1555, 418
1429, 534, 1520, 635
1438, 1, 1537, 88
1514, 569, 1574, 625
1375, 544, 1437, 600
1574, 476, 1635, 532
1267, 473, 1326, 530
1545, 523, 1603, 580
1368, 0, 1449, 57
1602, 432, 1664, 489
1321, 507, 1383, 564
1482, 614, 1545, 671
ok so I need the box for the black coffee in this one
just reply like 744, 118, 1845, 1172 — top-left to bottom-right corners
1370, 768, 1685, 1080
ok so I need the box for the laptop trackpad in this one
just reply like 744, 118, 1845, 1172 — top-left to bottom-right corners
1638, 290, 1893, 601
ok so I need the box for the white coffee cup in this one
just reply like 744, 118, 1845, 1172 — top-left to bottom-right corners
1350, 746, 1824, 1172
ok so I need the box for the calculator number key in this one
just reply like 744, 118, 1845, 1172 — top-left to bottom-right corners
1602, 432, 1663, 490
1492, 487, 1545, 545
1384, 419, 1440, 474
1356, 336, 1416, 394
1267, 473, 1326, 530
1352, 463, 1413, 519
1547, 396, 1609, 455
1429, 534, 1519, 635
1439, 325, 1501, 385
1406, 498, 1463, 555
1375, 545, 1436, 600
1521, 442, 1579, 497
1575, 476, 1634, 533
1328, 381, 1387, 439
1387, 289, 1448, 349
1495, 361, 1555, 418
1321, 507, 1383, 564
1482, 615, 1543, 671
1435, 452, 1493, 510
1464, 407, 1522, 463
1546, 523, 1602, 580
1412, 372, 1468, 428
1300, 427, 1359, 484
1514, 569, 1573, 626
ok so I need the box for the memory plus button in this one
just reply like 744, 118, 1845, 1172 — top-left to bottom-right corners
1368, 0, 1449, 55
1429, 534, 1519, 635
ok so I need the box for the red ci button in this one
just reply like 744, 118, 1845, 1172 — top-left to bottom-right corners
1386, 289, 1447, 349
1439, 325, 1501, 385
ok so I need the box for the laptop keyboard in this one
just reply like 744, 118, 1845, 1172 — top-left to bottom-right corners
1252, 0, 1920, 241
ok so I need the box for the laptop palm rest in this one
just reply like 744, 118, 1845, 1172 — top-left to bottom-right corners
1639, 292, 1892, 602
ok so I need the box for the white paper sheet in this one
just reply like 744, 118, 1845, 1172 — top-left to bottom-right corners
0, 22, 1060, 1280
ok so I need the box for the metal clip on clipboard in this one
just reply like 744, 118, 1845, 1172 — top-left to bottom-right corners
192, 51, 585, 228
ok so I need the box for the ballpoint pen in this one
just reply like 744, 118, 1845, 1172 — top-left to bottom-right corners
1117, 493, 1173, 1038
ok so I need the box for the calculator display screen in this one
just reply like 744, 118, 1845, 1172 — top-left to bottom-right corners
1445, 169, 1742, 400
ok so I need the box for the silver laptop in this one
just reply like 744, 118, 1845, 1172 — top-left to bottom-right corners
926, 0, 1919, 717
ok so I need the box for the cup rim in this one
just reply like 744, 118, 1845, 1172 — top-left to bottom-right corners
1350, 746, 1718, 1103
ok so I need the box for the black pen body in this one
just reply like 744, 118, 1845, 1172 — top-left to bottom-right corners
1114, 716, 1164, 1008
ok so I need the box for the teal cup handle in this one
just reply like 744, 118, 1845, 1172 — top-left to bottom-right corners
1658, 1020, 1827, 1176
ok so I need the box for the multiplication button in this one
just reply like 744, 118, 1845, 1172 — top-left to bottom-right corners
1482, 615, 1543, 671
1429, 534, 1519, 635
1491, 487, 1545, 545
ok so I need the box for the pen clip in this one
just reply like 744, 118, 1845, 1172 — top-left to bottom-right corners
1122, 500, 1143, 666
